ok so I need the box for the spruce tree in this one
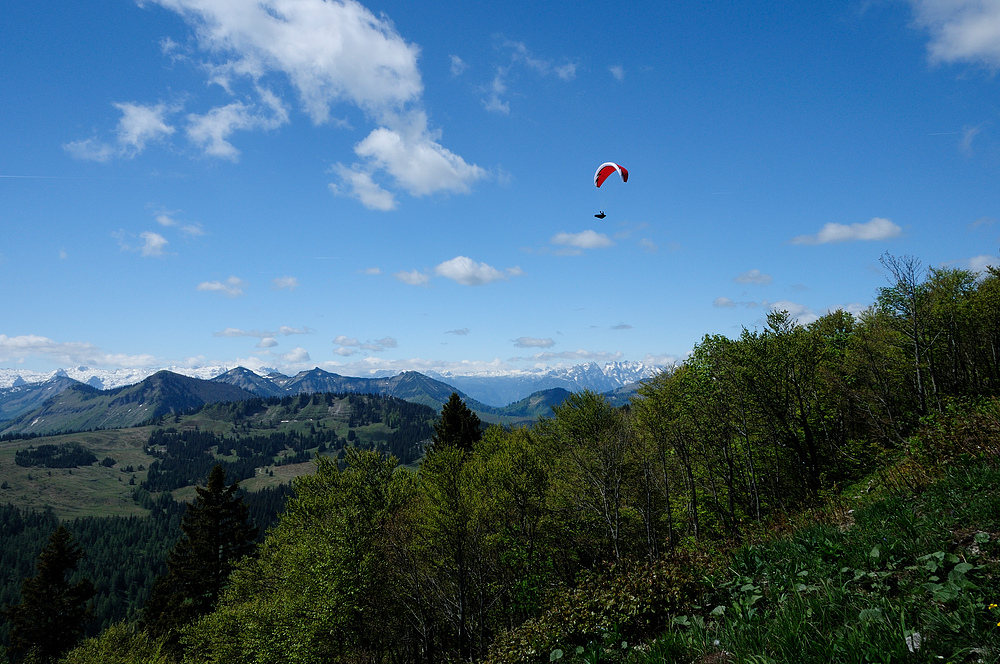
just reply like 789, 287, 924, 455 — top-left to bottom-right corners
2, 525, 95, 663
142, 464, 257, 646
430, 393, 483, 454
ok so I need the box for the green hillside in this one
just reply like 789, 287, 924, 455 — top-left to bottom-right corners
0, 392, 435, 519
0, 372, 255, 437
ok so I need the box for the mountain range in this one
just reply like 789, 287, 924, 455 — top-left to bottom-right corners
0, 361, 660, 406
0, 366, 639, 436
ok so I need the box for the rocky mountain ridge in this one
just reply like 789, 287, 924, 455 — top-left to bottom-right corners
1, 361, 661, 407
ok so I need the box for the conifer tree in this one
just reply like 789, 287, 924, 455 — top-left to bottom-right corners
430, 393, 482, 455
2, 525, 95, 663
141, 464, 257, 646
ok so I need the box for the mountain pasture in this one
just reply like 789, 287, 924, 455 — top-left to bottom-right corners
0, 392, 436, 519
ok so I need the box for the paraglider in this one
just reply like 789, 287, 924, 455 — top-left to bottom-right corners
594, 162, 627, 219
594, 162, 628, 188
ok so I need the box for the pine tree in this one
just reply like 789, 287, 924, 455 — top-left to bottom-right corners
2, 525, 95, 663
141, 465, 257, 646
430, 393, 482, 455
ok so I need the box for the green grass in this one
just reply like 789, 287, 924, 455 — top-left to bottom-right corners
538, 461, 1000, 664
0, 428, 155, 518
0, 393, 428, 518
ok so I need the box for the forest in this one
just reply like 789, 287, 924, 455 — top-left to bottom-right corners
3, 254, 1000, 663
0, 391, 434, 652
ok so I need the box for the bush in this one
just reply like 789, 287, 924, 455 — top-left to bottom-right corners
61, 622, 172, 664
486, 554, 706, 664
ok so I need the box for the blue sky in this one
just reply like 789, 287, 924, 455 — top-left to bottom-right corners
2, 0, 998, 378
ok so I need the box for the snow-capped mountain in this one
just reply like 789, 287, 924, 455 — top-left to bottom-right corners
0, 365, 234, 390
0, 361, 662, 408
427, 361, 663, 406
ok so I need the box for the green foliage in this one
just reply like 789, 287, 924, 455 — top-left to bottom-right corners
60, 623, 170, 664
14, 444, 97, 469
486, 555, 704, 664
1, 526, 95, 664
181, 450, 418, 664
7, 252, 1000, 664
431, 392, 483, 454
628, 462, 1000, 664
142, 466, 257, 652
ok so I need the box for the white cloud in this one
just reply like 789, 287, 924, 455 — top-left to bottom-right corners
139, 231, 169, 257
969, 254, 999, 272
156, 211, 205, 237
114, 229, 170, 257
551, 230, 615, 251
450, 54, 468, 76
73, 0, 482, 207
149, 0, 423, 122
734, 268, 773, 285
509, 349, 624, 364
281, 347, 311, 363
63, 138, 116, 162
197, 276, 247, 297
513, 337, 555, 348
641, 353, 679, 367
961, 123, 984, 154
272, 276, 299, 290
115, 102, 176, 153
445, 328, 470, 336
64, 102, 175, 161
482, 70, 511, 114
0, 334, 158, 368
215, 325, 309, 339
554, 62, 577, 80
714, 297, 737, 308
333, 334, 396, 354
908, 0, 1000, 68
944, 253, 999, 273
435, 256, 509, 285
186, 97, 288, 160
215, 327, 251, 338
394, 269, 430, 286
791, 217, 902, 245
504, 40, 576, 79
362, 337, 396, 352
767, 300, 819, 325
349, 112, 486, 197
359, 267, 382, 275
257, 337, 278, 348
329, 164, 397, 211
481, 40, 577, 112
609, 65, 625, 81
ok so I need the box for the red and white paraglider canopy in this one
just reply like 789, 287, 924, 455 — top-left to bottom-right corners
594, 162, 628, 188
